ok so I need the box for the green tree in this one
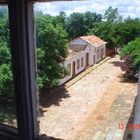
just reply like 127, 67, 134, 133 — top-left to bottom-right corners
111, 19, 140, 47
120, 38, 140, 67
36, 13, 68, 88
120, 38, 140, 77
83, 11, 102, 33
89, 21, 115, 48
0, 9, 13, 97
104, 6, 122, 23
66, 12, 85, 39
56, 11, 67, 27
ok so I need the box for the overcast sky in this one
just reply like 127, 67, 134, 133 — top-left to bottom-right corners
34, 0, 140, 18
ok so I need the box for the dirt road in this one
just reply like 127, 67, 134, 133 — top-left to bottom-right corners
39, 55, 137, 140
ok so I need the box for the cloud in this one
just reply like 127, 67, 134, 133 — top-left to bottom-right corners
34, 0, 140, 18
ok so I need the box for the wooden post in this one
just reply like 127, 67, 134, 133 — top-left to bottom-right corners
8, 0, 38, 140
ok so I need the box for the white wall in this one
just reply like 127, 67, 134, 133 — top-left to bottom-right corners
95, 44, 106, 63
70, 39, 95, 66
88, 45, 95, 66
59, 49, 88, 85
59, 39, 106, 85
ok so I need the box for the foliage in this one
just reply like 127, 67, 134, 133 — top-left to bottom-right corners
0, 63, 13, 97
66, 12, 85, 39
66, 11, 102, 40
120, 38, 140, 67
0, 40, 13, 97
83, 11, 102, 33
1, 6, 140, 96
36, 12, 68, 88
120, 38, 140, 77
104, 6, 122, 23
89, 21, 114, 48
0, 10, 13, 97
111, 19, 140, 47
120, 55, 136, 78
55, 11, 67, 27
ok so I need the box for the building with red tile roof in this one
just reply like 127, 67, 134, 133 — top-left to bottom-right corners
60, 35, 107, 85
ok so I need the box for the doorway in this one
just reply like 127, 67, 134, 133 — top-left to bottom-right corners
94, 54, 96, 64
72, 61, 76, 77
101, 48, 104, 59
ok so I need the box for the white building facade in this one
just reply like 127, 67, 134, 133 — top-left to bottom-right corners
59, 35, 107, 85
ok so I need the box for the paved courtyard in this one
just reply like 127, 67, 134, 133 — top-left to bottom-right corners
39, 55, 138, 140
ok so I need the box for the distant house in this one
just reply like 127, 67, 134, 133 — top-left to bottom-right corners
59, 35, 107, 85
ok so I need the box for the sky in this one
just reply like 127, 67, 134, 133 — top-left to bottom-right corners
34, 0, 140, 18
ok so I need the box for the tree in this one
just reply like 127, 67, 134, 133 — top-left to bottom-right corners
66, 12, 102, 40
104, 6, 122, 23
89, 21, 115, 48
56, 11, 67, 27
111, 19, 140, 47
120, 55, 136, 78
36, 12, 68, 88
83, 11, 102, 33
0, 10, 13, 97
66, 12, 85, 40
120, 38, 140, 77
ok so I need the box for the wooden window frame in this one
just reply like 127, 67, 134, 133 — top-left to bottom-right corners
0, 0, 38, 140
0, 0, 81, 140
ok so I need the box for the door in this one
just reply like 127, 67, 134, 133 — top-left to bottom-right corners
94, 54, 96, 64
101, 48, 104, 59
72, 61, 75, 77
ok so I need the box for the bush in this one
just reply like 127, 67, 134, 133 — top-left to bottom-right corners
120, 38, 140, 77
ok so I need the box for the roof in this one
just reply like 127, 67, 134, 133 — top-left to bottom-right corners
66, 47, 86, 59
79, 35, 107, 47
69, 44, 86, 52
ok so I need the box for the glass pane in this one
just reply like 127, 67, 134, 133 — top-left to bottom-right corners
0, 6, 17, 128
34, 1, 139, 140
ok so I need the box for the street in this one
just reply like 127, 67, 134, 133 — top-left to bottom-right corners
40, 55, 138, 140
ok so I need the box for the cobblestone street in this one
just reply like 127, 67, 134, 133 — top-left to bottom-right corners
39, 55, 138, 140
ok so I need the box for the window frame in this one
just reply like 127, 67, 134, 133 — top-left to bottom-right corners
67, 63, 71, 75
77, 59, 80, 70
81, 57, 83, 67
0, 0, 81, 140
0, 0, 38, 140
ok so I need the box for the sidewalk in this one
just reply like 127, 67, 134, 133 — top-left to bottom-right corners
65, 56, 111, 88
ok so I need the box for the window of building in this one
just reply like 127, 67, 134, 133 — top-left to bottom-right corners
77, 59, 80, 69
67, 63, 71, 75
81, 57, 84, 67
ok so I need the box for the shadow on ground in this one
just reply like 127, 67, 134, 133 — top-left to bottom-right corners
110, 58, 138, 84
40, 134, 64, 140
39, 86, 70, 116
110, 60, 124, 67
117, 74, 138, 84
0, 97, 17, 127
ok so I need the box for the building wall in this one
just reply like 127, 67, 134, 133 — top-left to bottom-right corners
95, 44, 106, 63
70, 38, 95, 66
87, 45, 95, 66
59, 40, 106, 85
59, 48, 89, 85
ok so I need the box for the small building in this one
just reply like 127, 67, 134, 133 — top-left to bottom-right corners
59, 35, 107, 85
